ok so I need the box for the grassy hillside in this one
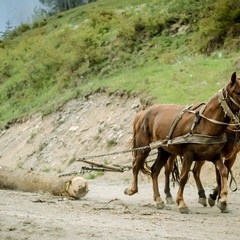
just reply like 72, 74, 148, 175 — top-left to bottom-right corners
0, 0, 239, 127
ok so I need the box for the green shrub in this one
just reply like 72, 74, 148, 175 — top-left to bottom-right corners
199, 0, 240, 53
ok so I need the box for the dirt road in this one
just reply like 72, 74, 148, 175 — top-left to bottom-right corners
1, 179, 240, 240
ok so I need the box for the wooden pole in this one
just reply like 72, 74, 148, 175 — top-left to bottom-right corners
79, 159, 124, 172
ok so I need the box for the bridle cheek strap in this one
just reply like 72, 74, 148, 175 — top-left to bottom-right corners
218, 88, 239, 123
228, 93, 240, 109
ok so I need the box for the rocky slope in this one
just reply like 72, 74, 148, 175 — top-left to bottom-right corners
0, 93, 143, 178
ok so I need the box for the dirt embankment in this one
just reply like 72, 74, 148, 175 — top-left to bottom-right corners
0, 92, 143, 175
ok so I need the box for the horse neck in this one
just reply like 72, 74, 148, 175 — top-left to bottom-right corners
200, 93, 230, 135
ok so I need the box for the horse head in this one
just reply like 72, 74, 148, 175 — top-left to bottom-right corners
226, 72, 240, 114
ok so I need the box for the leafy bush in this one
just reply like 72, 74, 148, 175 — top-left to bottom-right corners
199, 0, 240, 53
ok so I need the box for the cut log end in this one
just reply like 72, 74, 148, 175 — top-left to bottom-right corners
66, 176, 89, 199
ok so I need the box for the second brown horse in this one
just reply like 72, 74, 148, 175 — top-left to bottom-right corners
164, 131, 240, 208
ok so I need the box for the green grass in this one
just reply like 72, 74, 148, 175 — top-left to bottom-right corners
0, 0, 239, 128
82, 52, 237, 104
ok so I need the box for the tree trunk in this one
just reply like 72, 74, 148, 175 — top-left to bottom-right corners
0, 165, 88, 199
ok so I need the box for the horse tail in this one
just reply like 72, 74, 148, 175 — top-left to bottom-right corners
223, 145, 239, 192
131, 111, 143, 156
141, 162, 151, 176
171, 156, 181, 184
131, 110, 151, 176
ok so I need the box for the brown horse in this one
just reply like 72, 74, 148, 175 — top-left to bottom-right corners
124, 72, 240, 214
164, 132, 240, 207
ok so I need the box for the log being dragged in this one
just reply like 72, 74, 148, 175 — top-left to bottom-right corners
0, 165, 88, 199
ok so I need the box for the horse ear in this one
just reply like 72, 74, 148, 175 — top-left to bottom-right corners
231, 72, 237, 86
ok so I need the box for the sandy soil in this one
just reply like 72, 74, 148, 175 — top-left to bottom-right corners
1, 180, 240, 240
1, 93, 240, 240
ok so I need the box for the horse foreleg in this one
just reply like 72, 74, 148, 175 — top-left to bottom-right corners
176, 157, 193, 214
214, 157, 229, 213
164, 155, 177, 204
151, 149, 170, 209
192, 161, 207, 207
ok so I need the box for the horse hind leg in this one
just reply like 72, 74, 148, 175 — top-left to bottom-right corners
214, 157, 230, 213
192, 161, 207, 207
151, 149, 171, 209
124, 148, 150, 196
176, 155, 193, 214
208, 155, 236, 208
164, 155, 177, 205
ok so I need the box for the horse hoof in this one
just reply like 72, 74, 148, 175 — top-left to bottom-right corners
208, 195, 216, 207
124, 188, 135, 196
179, 207, 189, 214
220, 207, 231, 213
217, 201, 230, 213
198, 197, 207, 207
156, 201, 165, 209
166, 197, 175, 205
124, 188, 129, 195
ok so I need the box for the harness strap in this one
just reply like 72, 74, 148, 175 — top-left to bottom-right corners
166, 133, 227, 145
189, 104, 207, 133
198, 113, 240, 126
149, 133, 227, 149
166, 103, 206, 140
166, 104, 193, 140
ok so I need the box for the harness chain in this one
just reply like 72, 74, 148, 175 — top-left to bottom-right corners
76, 145, 150, 162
